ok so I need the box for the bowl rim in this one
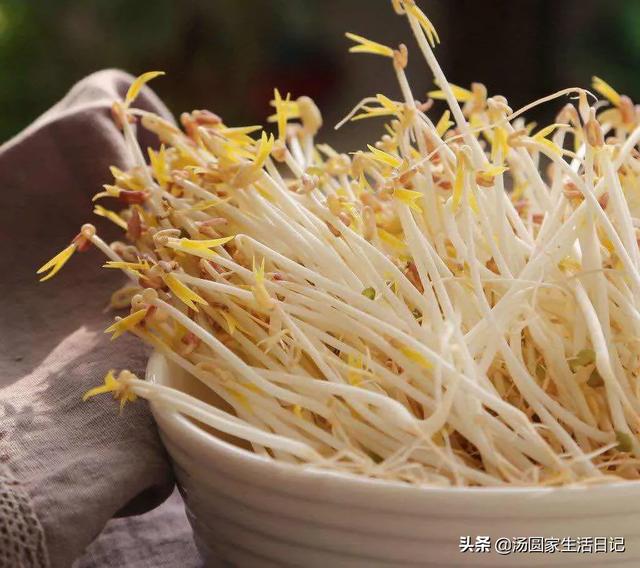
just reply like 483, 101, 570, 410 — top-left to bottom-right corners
147, 350, 640, 498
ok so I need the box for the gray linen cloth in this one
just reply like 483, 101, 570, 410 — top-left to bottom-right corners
0, 70, 202, 567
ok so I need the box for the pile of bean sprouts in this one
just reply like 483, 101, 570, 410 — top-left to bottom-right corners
40, 0, 640, 486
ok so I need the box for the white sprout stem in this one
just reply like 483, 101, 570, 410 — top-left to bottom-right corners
128, 379, 320, 460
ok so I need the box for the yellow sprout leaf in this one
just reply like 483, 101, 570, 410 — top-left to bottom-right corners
220, 125, 263, 137
533, 123, 567, 142
268, 97, 299, 114
536, 137, 563, 156
345, 32, 394, 58
178, 236, 235, 250
92, 184, 121, 202
220, 310, 246, 336
367, 144, 403, 168
406, 3, 440, 48
227, 387, 252, 411
37, 243, 77, 282
468, 193, 479, 214
376, 94, 398, 111
103, 260, 150, 271
254, 131, 275, 168
352, 107, 397, 122
238, 381, 262, 395
109, 165, 124, 179
110, 165, 143, 189
601, 235, 615, 254
531, 123, 565, 154
351, 94, 401, 122
93, 205, 128, 229
480, 164, 509, 178
378, 228, 407, 251
163, 273, 208, 311
266, 108, 299, 124
105, 309, 148, 340
558, 256, 581, 273
393, 187, 423, 213
251, 257, 274, 309
491, 127, 509, 164
592, 76, 621, 107
132, 204, 157, 229
189, 198, 232, 212
148, 145, 170, 187
125, 71, 165, 106
83, 370, 138, 412
358, 170, 372, 193
347, 353, 364, 386
272, 88, 294, 141
435, 109, 453, 136
428, 83, 472, 103
477, 165, 509, 188
399, 345, 433, 370
83, 370, 119, 400
253, 257, 266, 284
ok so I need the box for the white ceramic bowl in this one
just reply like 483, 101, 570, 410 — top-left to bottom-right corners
147, 352, 640, 567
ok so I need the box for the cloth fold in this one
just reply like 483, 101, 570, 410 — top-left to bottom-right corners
0, 70, 199, 567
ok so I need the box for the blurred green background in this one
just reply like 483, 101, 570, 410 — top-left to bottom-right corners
0, 0, 639, 150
